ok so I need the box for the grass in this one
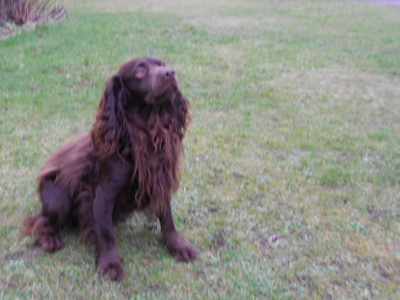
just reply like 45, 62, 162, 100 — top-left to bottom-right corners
1, 0, 400, 298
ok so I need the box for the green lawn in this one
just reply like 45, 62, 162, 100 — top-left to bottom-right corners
1, 0, 400, 299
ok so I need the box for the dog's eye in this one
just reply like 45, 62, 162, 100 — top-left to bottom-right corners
134, 67, 147, 79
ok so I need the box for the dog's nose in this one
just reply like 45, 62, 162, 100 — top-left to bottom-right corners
163, 68, 175, 79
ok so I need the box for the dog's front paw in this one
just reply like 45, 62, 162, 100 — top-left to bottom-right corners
166, 232, 197, 262
98, 254, 124, 281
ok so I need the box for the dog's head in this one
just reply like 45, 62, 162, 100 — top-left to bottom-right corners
91, 57, 189, 158
117, 57, 180, 105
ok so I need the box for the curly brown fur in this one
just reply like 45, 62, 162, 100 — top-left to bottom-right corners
23, 57, 196, 280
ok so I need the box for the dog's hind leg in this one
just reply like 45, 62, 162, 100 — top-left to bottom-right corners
23, 178, 72, 252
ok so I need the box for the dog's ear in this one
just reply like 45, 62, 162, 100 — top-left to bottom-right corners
90, 75, 129, 158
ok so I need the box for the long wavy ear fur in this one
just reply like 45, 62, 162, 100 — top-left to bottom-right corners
90, 75, 129, 158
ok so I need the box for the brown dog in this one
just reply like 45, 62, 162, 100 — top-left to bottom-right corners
23, 57, 197, 280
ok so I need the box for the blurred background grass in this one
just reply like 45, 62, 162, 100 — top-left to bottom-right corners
1, 0, 400, 299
